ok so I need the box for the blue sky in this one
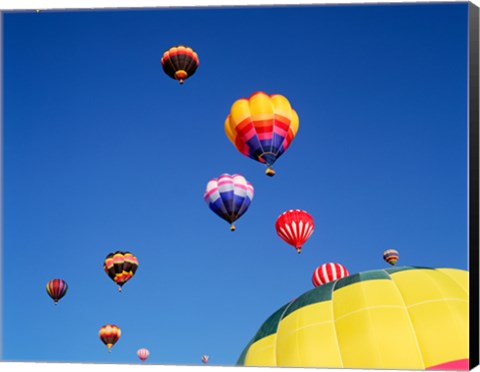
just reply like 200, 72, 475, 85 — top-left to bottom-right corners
1, 2, 470, 366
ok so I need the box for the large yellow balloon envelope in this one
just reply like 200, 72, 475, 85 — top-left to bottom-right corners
237, 266, 469, 370
225, 91, 299, 176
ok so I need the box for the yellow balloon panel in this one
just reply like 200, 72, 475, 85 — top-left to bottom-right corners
276, 301, 342, 367
407, 299, 468, 368
243, 334, 277, 366
389, 268, 468, 306
436, 268, 469, 292
335, 307, 425, 369
333, 277, 407, 318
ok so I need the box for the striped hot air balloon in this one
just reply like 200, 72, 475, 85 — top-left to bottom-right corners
137, 348, 150, 362
161, 45, 199, 84
103, 251, 139, 292
204, 173, 254, 231
275, 209, 314, 253
225, 91, 299, 176
46, 278, 68, 305
312, 263, 350, 287
383, 249, 399, 266
201, 355, 209, 364
99, 324, 121, 352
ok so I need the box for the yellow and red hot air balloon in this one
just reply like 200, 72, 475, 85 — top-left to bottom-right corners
103, 251, 139, 292
161, 45, 199, 85
225, 91, 299, 176
275, 209, 314, 253
46, 278, 68, 305
99, 324, 121, 352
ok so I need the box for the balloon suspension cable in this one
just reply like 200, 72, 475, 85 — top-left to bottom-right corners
265, 167, 275, 177
230, 224, 236, 232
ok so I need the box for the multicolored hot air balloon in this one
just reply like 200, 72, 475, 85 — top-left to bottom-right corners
383, 249, 399, 266
99, 324, 121, 352
204, 173, 254, 231
312, 263, 350, 287
275, 209, 314, 253
46, 278, 68, 305
161, 45, 199, 84
103, 251, 139, 292
237, 266, 469, 370
137, 348, 150, 362
225, 91, 299, 176
201, 355, 209, 364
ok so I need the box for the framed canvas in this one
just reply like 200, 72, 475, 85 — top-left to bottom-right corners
0, 1, 479, 371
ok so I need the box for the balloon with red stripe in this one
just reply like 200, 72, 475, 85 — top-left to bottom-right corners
383, 249, 399, 266
161, 45, 199, 85
137, 348, 150, 362
201, 355, 209, 364
99, 324, 121, 352
312, 263, 350, 287
275, 209, 314, 254
46, 278, 68, 305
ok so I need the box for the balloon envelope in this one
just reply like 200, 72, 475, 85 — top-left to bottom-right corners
103, 251, 139, 291
383, 249, 399, 266
237, 267, 468, 370
225, 91, 299, 176
137, 348, 150, 362
275, 209, 314, 253
99, 324, 121, 351
312, 263, 349, 287
46, 278, 68, 304
204, 173, 254, 231
161, 45, 199, 84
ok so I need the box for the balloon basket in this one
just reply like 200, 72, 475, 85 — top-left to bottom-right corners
265, 168, 275, 177
230, 224, 236, 232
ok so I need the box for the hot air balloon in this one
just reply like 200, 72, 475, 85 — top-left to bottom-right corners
161, 45, 199, 84
312, 263, 349, 287
204, 173, 254, 231
99, 324, 121, 352
137, 348, 150, 362
275, 209, 314, 253
201, 355, 209, 364
383, 249, 399, 266
237, 266, 469, 370
103, 251, 139, 292
225, 91, 299, 176
46, 278, 68, 304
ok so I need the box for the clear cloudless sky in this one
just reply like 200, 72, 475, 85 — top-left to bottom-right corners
1, 1, 470, 367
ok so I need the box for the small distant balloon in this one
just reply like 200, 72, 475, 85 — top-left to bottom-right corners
99, 324, 121, 352
103, 251, 139, 292
275, 209, 314, 253
161, 45, 199, 85
46, 278, 68, 305
201, 355, 209, 364
204, 173, 254, 231
312, 263, 350, 287
383, 249, 399, 266
137, 348, 150, 362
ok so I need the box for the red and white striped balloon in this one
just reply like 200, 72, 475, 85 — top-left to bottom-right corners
137, 348, 150, 362
275, 209, 314, 253
312, 263, 350, 287
201, 355, 209, 364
